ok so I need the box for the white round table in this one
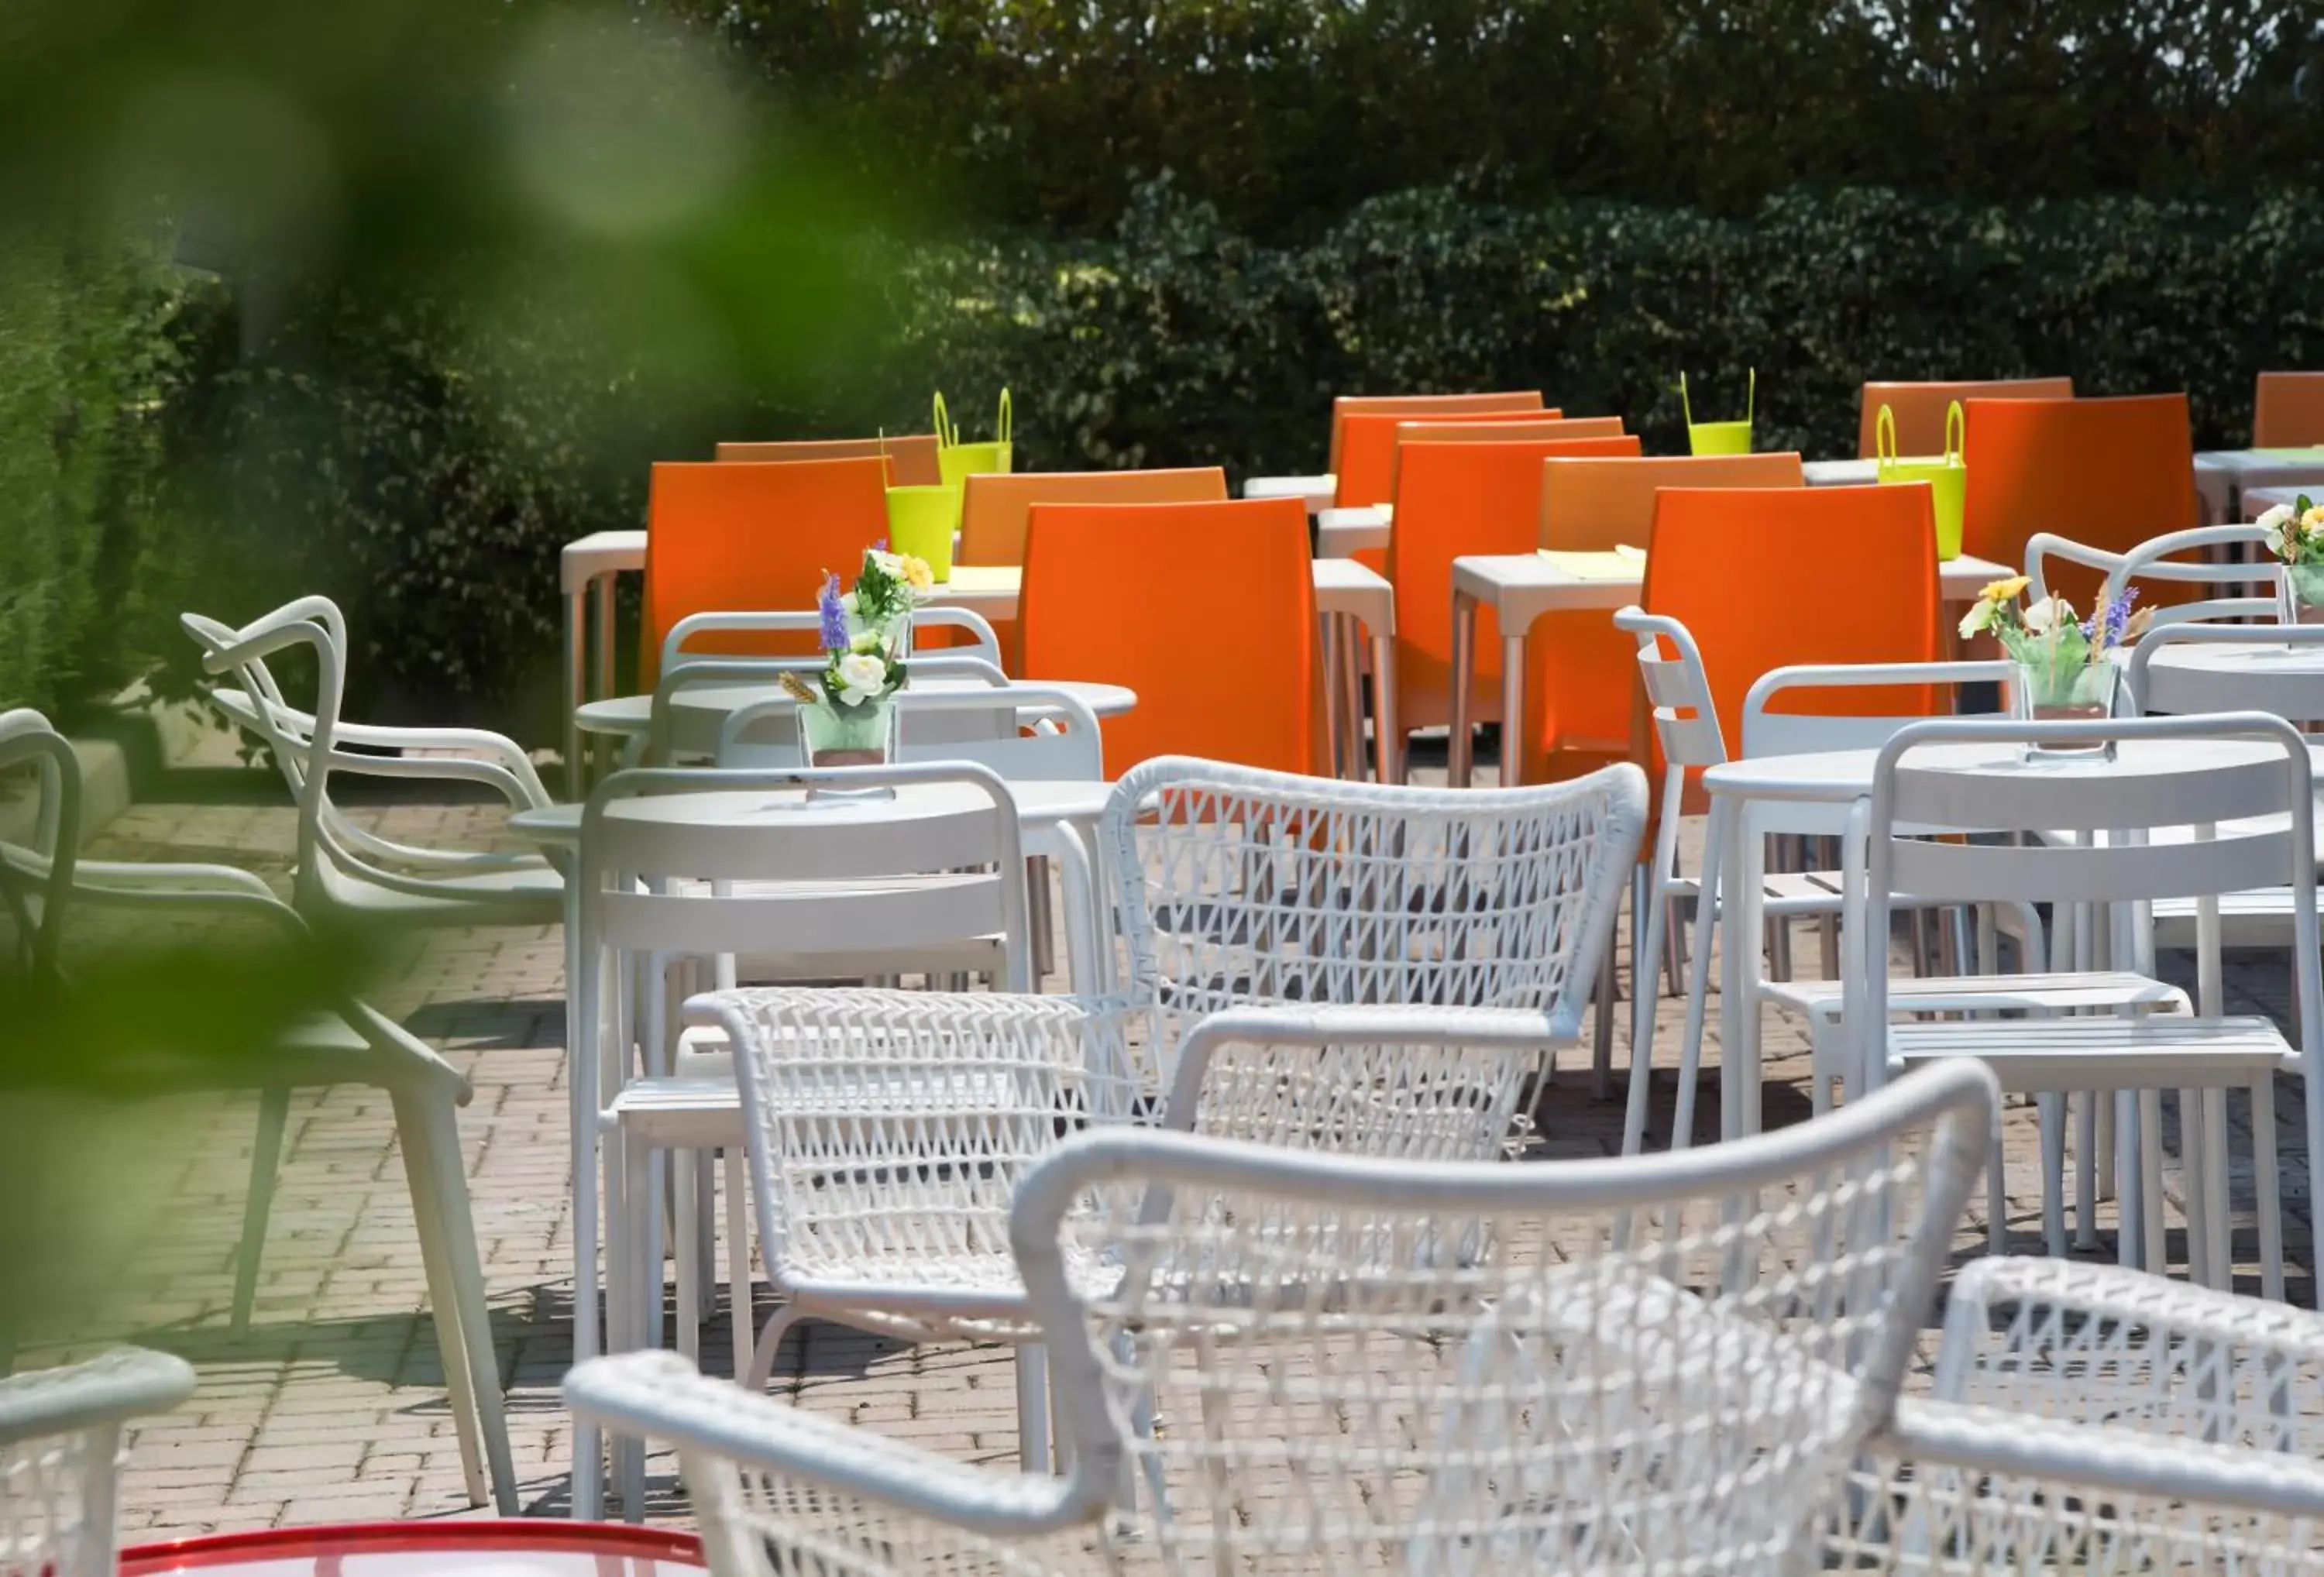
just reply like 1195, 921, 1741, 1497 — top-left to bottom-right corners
1695, 735, 2305, 1142
2133, 638, 2324, 720
574, 676, 1137, 761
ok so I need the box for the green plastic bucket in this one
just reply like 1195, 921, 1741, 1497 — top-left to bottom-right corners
1875, 400, 1967, 561
885, 485, 959, 581
1683, 369, 1754, 456
933, 389, 1014, 490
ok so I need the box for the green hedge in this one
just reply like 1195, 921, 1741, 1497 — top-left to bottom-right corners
105, 181, 2324, 741
689, 0, 2324, 234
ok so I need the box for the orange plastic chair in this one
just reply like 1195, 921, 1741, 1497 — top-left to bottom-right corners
2255, 372, 2324, 447
1855, 378, 2074, 459
1327, 392, 1543, 475
1518, 453, 1807, 785
1961, 393, 2199, 610
1384, 435, 1642, 751
641, 457, 890, 688
958, 468, 1228, 566
1336, 408, 1594, 509
1019, 498, 1322, 777
1641, 485, 1942, 782
713, 435, 944, 486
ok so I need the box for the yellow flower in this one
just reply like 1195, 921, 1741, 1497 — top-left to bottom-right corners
1978, 575, 2029, 603
900, 555, 936, 593
2302, 505, 2324, 539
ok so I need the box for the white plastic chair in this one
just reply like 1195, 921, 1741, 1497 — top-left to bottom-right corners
1834, 1256, 2324, 1570
1099, 756, 1648, 1103
2028, 523, 2279, 629
571, 761, 1033, 1519
1613, 610, 2058, 1153
0, 710, 517, 1513
1855, 713, 2319, 1293
0, 1348, 194, 1577
566, 1056, 1997, 1575
180, 597, 562, 927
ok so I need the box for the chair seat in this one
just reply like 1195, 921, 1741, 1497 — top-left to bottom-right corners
1765, 971, 2188, 1025
1888, 1015, 2291, 1091
318, 856, 566, 922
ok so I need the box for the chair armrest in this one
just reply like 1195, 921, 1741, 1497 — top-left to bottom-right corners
565, 1352, 1102, 1544
329, 723, 553, 809
0, 1349, 197, 1444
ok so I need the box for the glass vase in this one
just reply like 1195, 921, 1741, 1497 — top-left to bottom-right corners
2278, 562, 2324, 627
798, 696, 894, 770
2011, 659, 2119, 761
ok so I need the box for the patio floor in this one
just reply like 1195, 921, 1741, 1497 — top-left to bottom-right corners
19, 751, 2309, 1539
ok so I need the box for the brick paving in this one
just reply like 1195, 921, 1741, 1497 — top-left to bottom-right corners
11, 754, 2311, 1539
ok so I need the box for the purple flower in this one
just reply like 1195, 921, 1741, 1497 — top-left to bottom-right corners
817, 571, 848, 651
2081, 586, 2138, 651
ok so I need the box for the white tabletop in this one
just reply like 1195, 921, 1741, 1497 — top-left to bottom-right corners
508, 778, 1112, 844
562, 530, 649, 595
1703, 735, 2295, 805
2198, 449, 2324, 521
1803, 459, 1879, 487
1449, 550, 2013, 623
576, 675, 1138, 739
1244, 474, 1337, 514
2245, 483, 2319, 519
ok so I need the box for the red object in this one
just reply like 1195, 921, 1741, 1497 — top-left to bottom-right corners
121, 1520, 704, 1577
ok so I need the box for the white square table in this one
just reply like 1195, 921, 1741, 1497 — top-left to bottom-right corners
2196, 449, 2324, 524
1443, 551, 2016, 785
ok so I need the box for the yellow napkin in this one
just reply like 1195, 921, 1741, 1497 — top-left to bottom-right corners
1537, 548, 1644, 580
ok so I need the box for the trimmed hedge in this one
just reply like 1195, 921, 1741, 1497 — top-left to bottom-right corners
101, 180, 2324, 741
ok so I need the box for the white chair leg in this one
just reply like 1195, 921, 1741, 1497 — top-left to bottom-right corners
1985, 1103, 2008, 1256
744, 1306, 802, 1392
616, 1127, 653, 1520
399, 1091, 517, 1514
392, 1091, 489, 1510
2074, 1090, 2099, 1250
675, 1146, 700, 1366
1671, 804, 1728, 1153
2038, 1093, 2067, 1257
1590, 915, 1618, 1100
2253, 1077, 2284, 1303
1621, 875, 1668, 1157
1015, 1344, 1051, 1474
2179, 1087, 2209, 1285
724, 1146, 751, 1378
232, 1087, 291, 1337
2202, 1087, 2231, 1290
2138, 1091, 2167, 1276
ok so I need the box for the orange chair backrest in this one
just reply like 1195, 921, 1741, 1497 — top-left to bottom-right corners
713, 435, 944, 486
957, 468, 1228, 566
641, 457, 891, 688
2255, 372, 2324, 448
1961, 393, 2199, 610
1335, 407, 1569, 508
1328, 392, 1543, 474
1518, 452, 1806, 782
1020, 498, 1319, 778
1855, 378, 2074, 459
1642, 485, 1941, 776
1385, 436, 1641, 734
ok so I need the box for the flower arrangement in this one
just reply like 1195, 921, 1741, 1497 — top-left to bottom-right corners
1958, 574, 2150, 724
2256, 493, 2324, 565
779, 546, 935, 764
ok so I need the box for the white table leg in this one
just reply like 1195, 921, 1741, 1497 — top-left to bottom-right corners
1724, 801, 1767, 1139
1671, 798, 1728, 1152
1318, 616, 1346, 776
1448, 591, 1477, 787
1498, 634, 1526, 787
592, 569, 618, 786
566, 585, 588, 801
1370, 632, 1401, 785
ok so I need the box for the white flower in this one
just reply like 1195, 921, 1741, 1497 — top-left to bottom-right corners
849, 628, 882, 654
834, 651, 889, 706
1958, 600, 1996, 639
2022, 595, 2073, 635
2257, 503, 2294, 556
840, 591, 860, 614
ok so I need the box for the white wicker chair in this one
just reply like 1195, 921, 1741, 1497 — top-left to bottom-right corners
569, 1056, 1999, 1575
1832, 1256, 2324, 1571
0, 1349, 194, 1577
1100, 756, 1649, 1101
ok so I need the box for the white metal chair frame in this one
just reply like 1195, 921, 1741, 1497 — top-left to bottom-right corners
661, 607, 1005, 682
2027, 524, 2280, 630
570, 760, 1033, 1520
1851, 713, 2320, 1295
1614, 609, 2042, 1155
568, 1056, 1998, 1575
180, 597, 561, 925
0, 711, 518, 1513
0, 1348, 194, 1577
